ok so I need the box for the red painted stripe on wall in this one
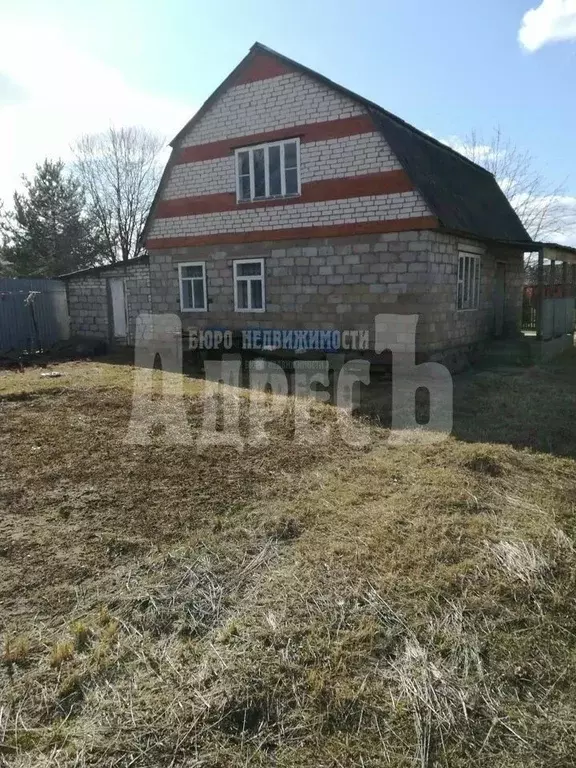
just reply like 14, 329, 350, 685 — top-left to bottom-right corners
156, 170, 414, 218
146, 216, 439, 249
232, 52, 295, 85
175, 115, 376, 164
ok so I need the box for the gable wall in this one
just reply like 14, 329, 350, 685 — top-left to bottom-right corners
180, 71, 364, 146
147, 64, 433, 248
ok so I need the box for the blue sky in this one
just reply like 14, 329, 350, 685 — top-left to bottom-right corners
1, 0, 575, 235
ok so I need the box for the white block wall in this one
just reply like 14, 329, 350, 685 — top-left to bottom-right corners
150, 192, 430, 239
163, 156, 235, 199
300, 133, 402, 182
161, 133, 403, 200
151, 70, 431, 239
180, 72, 364, 147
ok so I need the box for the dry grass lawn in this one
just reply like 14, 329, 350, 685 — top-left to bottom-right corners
1, 353, 576, 767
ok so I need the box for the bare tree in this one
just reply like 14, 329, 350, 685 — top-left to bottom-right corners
450, 127, 574, 242
72, 126, 164, 262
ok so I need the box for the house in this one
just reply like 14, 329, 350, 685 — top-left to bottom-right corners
60, 256, 151, 345
141, 42, 535, 369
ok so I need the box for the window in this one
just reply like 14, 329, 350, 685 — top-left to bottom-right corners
235, 139, 300, 202
178, 262, 207, 312
234, 258, 265, 312
457, 251, 481, 310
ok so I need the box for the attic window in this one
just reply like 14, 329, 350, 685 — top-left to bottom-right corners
235, 139, 300, 202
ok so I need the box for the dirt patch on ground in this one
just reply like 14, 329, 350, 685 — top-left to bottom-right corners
0, 372, 367, 623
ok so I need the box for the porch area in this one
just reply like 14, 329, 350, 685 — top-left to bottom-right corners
522, 243, 576, 361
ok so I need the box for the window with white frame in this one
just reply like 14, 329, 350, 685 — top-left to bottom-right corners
234, 258, 265, 312
178, 262, 207, 311
235, 139, 300, 202
457, 251, 481, 310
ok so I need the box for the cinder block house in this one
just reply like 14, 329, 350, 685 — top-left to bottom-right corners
142, 43, 532, 366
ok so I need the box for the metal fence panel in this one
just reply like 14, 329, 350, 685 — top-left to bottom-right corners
542, 299, 554, 340
0, 278, 70, 353
565, 297, 576, 334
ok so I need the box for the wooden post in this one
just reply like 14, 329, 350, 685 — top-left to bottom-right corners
536, 248, 544, 340
562, 261, 568, 298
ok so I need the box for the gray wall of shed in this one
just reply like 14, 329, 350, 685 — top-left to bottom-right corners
65, 262, 151, 345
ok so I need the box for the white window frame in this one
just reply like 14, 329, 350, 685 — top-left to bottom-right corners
457, 250, 481, 311
233, 258, 266, 313
235, 138, 301, 203
178, 261, 207, 312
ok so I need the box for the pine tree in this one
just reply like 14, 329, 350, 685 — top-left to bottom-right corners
0, 201, 14, 276
9, 159, 101, 277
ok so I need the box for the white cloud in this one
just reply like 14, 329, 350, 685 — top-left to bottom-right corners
519, 0, 576, 52
0, 21, 192, 204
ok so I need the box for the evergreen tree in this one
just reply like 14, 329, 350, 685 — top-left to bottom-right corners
0, 201, 15, 276
9, 159, 101, 277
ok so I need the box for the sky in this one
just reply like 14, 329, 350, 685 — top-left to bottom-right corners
1, 0, 576, 241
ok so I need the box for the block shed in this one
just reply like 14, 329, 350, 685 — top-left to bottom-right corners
60, 256, 151, 345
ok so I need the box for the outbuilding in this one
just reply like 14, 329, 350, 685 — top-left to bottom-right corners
60, 256, 151, 345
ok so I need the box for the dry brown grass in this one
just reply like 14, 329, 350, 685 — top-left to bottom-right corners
1, 354, 576, 766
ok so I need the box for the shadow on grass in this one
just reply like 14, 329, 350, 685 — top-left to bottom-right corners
30, 342, 576, 460
155, 346, 576, 459
450, 351, 576, 459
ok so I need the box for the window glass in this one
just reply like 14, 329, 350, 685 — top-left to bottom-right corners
253, 148, 266, 198
238, 280, 249, 310
457, 253, 480, 310
284, 141, 297, 169
268, 145, 282, 196
236, 139, 299, 201
183, 280, 194, 308
239, 175, 251, 201
182, 265, 203, 279
285, 168, 298, 195
193, 280, 205, 309
238, 261, 262, 277
250, 279, 263, 309
234, 260, 265, 311
180, 264, 206, 311
238, 151, 250, 176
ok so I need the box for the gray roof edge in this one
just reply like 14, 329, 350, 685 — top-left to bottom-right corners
59, 254, 149, 280
437, 226, 535, 249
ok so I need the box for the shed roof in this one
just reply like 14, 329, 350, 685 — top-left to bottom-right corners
59, 254, 149, 280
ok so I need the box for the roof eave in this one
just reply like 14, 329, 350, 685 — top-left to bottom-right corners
58, 254, 149, 280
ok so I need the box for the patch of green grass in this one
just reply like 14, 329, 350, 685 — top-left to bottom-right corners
2, 635, 32, 666
49, 641, 74, 668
